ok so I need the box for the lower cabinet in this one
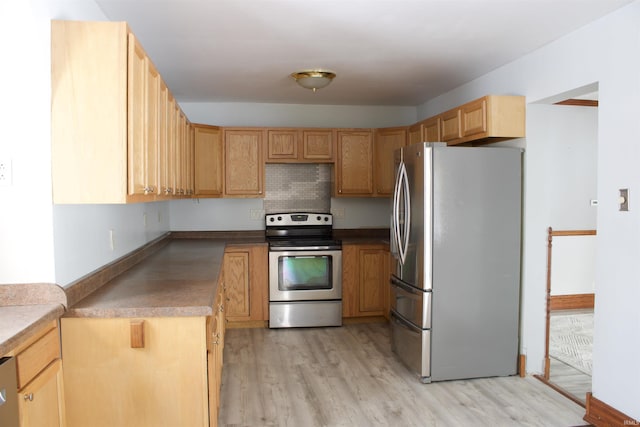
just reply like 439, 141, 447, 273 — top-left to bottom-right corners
61, 286, 226, 427
342, 243, 390, 318
223, 244, 268, 323
12, 320, 66, 427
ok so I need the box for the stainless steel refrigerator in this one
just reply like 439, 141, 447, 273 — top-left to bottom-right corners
390, 142, 522, 383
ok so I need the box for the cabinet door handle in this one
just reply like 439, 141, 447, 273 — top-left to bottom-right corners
24, 393, 34, 401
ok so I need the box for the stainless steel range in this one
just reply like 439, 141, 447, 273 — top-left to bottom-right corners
266, 212, 342, 328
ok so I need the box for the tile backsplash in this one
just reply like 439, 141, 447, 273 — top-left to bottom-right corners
264, 164, 332, 213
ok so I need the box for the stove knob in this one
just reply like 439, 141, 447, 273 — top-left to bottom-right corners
277, 216, 282, 221
269, 217, 275, 222
324, 216, 329, 221
316, 216, 321, 221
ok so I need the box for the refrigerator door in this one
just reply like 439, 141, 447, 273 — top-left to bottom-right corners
429, 145, 522, 381
395, 142, 433, 292
390, 311, 431, 382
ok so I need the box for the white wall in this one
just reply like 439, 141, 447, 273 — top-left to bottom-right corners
182, 102, 416, 128
417, 2, 639, 418
0, 1, 175, 287
53, 202, 170, 286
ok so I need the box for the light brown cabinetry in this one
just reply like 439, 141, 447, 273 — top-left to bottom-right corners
335, 130, 374, 196
408, 117, 441, 145
437, 95, 525, 145
194, 124, 224, 197
223, 245, 268, 323
51, 20, 189, 204
265, 129, 334, 163
342, 243, 390, 318
10, 321, 66, 427
223, 129, 265, 197
62, 317, 211, 427
440, 108, 462, 142
302, 129, 334, 161
374, 127, 407, 196
208, 283, 226, 426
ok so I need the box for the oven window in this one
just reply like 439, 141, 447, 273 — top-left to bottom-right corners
278, 255, 332, 291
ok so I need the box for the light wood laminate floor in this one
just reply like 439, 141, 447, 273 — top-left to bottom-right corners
219, 322, 587, 427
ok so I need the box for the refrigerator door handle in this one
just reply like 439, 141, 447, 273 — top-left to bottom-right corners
392, 161, 405, 264
400, 162, 410, 264
391, 276, 421, 295
391, 309, 422, 333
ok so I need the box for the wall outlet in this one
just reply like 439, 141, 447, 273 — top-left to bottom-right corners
331, 207, 345, 219
249, 209, 264, 220
0, 158, 12, 186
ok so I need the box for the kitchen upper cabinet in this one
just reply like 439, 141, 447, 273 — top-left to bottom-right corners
301, 129, 334, 161
265, 128, 334, 163
194, 124, 224, 197
342, 243, 390, 318
10, 320, 66, 427
266, 129, 299, 161
428, 95, 525, 146
51, 20, 186, 204
423, 116, 442, 142
440, 108, 462, 142
335, 130, 374, 196
374, 127, 407, 196
223, 128, 265, 197
223, 245, 268, 323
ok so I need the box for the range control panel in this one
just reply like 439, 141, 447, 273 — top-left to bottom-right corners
265, 212, 333, 227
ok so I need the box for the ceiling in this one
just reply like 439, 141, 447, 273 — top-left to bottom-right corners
94, 0, 633, 106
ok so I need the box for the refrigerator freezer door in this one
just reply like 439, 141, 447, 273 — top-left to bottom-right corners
390, 311, 431, 382
390, 277, 432, 329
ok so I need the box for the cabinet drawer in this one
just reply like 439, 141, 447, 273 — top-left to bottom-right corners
16, 327, 60, 389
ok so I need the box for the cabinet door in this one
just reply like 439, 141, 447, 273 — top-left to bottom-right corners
62, 317, 208, 427
336, 130, 374, 196
224, 129, 264, 196
341, 244, 359, 318
127, 33, 148, 197
358, 248, 389, 314
223, 245, 268, 323
146, 60, 160, 196
194, 124, 224, 197
267, 129, 298, 161
423, 116, 441, 142
207, 285, 225, 427
461, 97, 487, 138
342, 244, 390, 318
374, 127, 406, 196
408, 123, 423, 146
302, 130, 334, 161
440, 108, 462, 142
18, 360, 65, 427
223, 250, 251, 319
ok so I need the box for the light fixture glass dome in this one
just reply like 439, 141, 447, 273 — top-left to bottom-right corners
291, 70, 336, 92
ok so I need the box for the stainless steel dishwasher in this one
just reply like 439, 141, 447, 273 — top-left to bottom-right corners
0, 357, 19, 427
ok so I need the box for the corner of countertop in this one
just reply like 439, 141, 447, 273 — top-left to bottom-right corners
0, 282, 68, 308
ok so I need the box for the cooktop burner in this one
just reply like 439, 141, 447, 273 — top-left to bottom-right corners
265, 212, 340, 250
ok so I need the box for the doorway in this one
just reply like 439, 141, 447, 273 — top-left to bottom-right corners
533, 84, 598, 406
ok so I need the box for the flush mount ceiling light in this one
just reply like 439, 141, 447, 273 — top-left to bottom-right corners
290, 70, 336, 92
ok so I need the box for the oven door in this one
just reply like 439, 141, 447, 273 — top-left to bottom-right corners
269, 249, 342, 301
